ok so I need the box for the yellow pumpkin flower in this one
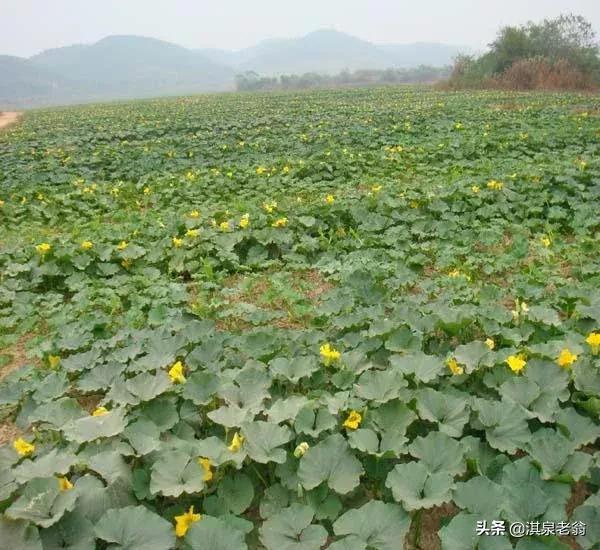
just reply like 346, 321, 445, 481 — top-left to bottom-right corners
294, 442, 310, 458
272, 217, 288, 228
48, 355, 60, 369
80, 240, 93, 250
485, 338, 495, 350
371, 184, 382, 194
228, 432, 244, 453
263, 200, 277, 213
557, 348, 577, 368
219, 221, 230, 231
185, 229, 199, 238
168, 361, 186, 384
586, 332, 600, 354
143, 187, 151, 195
471, 185, 480, 193
511, 299, 529, 320
506, 355, 526, 373
92, 406, 109, 416
540, 236, 551, 248
58, 477, 73, 491
174, 506, 202, 537
13, 437, 35, 456
319, 343, 341, 366
197, 457, 213, 482
343, 410, 362, 430
256, 166, 267, 175
36, 243, 51, 255
117, 241, 128, 251
172, 237, 183, 248
325, 194, 335, 205
487, 180, 504, 190
189, 210, 200, 218
239, 213, 250, 228
446, 358, 463, 375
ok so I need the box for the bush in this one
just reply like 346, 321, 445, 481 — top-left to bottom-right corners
487, 57, 597, 90
444, 13, 600, 91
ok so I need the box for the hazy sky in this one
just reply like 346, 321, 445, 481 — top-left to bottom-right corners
2, 0, 599, 57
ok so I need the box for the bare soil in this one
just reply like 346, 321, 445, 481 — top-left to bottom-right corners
0, 111, 22, 130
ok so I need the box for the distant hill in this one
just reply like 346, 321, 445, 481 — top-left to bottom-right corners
0, 56, 74, 109
2, 36, 235, 108
198, 30, 466, 75
30, 36, 234, 94
1, 31, 466, 108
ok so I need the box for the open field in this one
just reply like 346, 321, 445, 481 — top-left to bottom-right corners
0, 87, 599, 549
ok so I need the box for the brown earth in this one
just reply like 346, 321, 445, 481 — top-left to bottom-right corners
0, 112, 22, 130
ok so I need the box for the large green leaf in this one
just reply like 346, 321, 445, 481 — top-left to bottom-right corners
298, 434, 364, 494
124, 418, 162, 455
385, 461, 454, 510
217, 472, 255, 514
353, 368, 408, 403
369, 400, 416, 454
124, 371, 172, 403
416, 388, 470, 437
260, 503, 328, 550
453, 341, 492, 373
453, 476, 505, 517
389, 352, 445, 382
181, 371, 221, 405
39, 510, 95, 550
526, 428, 576, 479
185, 516, 248, 550
73, 475, 135, 523
270, 356, 319, 383
572, 494, 600, 549
13, 448, 78, 483
62, 409, 127, 443
473, 398, 531, 453
149, 450, 205, 497
241, 421, 292, 464
6, 477, 78, 528
333, 500, 410, 549
95, 505, 175, 550
294, 405, 337, 437
409, 431, 466, 475
0, 517, 42, 550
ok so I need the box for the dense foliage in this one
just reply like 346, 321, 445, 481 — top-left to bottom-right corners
0, 87, 599, 549
447, 14, 600, 90
235, 66, 450, 92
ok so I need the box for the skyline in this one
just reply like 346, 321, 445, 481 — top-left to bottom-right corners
2, 0, 599, 58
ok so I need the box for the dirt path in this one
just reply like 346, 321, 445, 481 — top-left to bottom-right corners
0, 111, 22, 130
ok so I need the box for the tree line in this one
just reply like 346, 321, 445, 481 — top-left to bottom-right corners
235, 66, 450, 92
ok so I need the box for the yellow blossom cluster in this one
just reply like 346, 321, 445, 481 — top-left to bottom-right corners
320, 343, 341, 366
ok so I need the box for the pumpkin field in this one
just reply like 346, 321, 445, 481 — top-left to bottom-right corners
0, 87, 599, 549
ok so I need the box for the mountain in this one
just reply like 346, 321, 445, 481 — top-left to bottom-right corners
29, 36, 235, 97
1, 36, 235, 109
198, 30, 465, 75
1, 31, 465, 109
0, 55, 77, 109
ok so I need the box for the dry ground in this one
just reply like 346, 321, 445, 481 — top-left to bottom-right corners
0, 111, 22, 130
